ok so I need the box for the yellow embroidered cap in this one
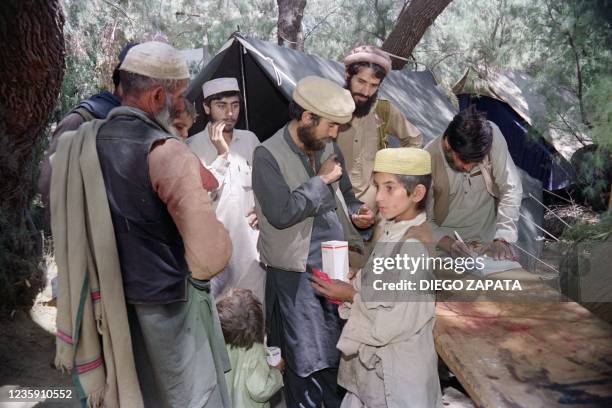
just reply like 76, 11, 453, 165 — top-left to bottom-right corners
373, 148, 432, 175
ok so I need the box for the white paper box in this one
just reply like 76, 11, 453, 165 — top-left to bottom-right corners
321, 240, 349, 281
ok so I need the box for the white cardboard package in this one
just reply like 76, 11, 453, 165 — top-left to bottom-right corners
321, 240, 349, 281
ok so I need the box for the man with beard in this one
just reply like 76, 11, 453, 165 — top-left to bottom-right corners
252, 76, 375, 407
51, 42, 232, 407
337, 45, 423, 211
187, 77, 265, 302
425, 108, 522, 260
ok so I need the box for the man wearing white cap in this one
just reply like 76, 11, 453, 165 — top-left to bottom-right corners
51, 41, 232, 407
252, 76, 376, 407
187, 77, 265, 302
337, 45, 423, 211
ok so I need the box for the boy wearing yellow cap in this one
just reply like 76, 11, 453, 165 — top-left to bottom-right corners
312, 148, 442, 407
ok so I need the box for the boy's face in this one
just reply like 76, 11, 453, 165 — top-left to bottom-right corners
374, 172, 412, 221
373, 172, 425, 221
171, 111, 194, 140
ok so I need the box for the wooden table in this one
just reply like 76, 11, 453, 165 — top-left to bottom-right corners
434, 268, 612, 407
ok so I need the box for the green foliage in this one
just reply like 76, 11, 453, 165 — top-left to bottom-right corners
55, 0, 609, 209
302, 0, 401, 59
57, 0, 279, 119
585, 75, 612, 149
56, 0, 404, 117
561, 212, 612, 243
414, 0, 533, 86
416, 0, 610, 211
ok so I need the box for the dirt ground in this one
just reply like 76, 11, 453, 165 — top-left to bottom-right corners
0, 306, 79, 407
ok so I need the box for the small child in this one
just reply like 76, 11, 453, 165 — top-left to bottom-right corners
312, 148, 443, 407
170, 98, 197, 140
217, 288, 284, 408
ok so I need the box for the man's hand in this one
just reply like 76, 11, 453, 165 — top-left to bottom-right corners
310, 275, 356, 303
208, 121, 229, 156
439, 236, 474, 258
351, 205, 375, 229
450, 239, 475, 258
246, 207, 258, 230
318, 154, 342, 184
484, 239, 515, 261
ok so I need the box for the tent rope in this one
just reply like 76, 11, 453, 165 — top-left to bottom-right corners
529, 193, 571, 228
519, 211, 559, 241
236, 37, 296, 88
509, 242, 559, 274
381, 50, 411, 62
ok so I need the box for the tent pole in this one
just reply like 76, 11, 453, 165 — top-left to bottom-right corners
239, 42, 250, 130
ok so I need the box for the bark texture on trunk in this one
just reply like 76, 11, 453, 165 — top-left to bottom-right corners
0, 0, 65, 313
382, 0, 453, 70
276, 0, 307, 51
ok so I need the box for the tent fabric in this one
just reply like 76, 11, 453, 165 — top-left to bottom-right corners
453, 69, 591, 161
186, 34, 456, 143
452, 68, 578, 190
458, 95, 575, 190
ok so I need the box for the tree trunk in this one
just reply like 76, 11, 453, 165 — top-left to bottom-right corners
382, 0, 453, 70
0, 1, 65, 314
276, 0, 307, 51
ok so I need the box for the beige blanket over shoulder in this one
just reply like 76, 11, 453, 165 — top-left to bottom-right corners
51, 120, 143, 407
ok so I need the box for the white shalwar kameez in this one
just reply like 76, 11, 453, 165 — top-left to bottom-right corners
187, 127, 265, 301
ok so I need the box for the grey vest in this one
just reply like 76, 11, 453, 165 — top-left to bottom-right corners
255, 127, 362, 272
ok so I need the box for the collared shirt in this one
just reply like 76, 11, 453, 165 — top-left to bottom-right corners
337, 100, 423, 210
427, 129, 523, 243
379, 212, 428, 243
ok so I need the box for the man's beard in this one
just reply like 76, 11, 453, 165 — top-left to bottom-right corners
345, 81, 378, 118
155, 95, 173, 130
298, 123, 325, 151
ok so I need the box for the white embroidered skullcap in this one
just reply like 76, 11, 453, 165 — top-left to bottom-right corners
202, 78, 240, 99
119, 41, 189, 80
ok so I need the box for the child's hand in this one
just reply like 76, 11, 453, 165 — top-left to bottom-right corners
271, 357, 285, 372
347, 267, 358, 281
310, 275, 356, 303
